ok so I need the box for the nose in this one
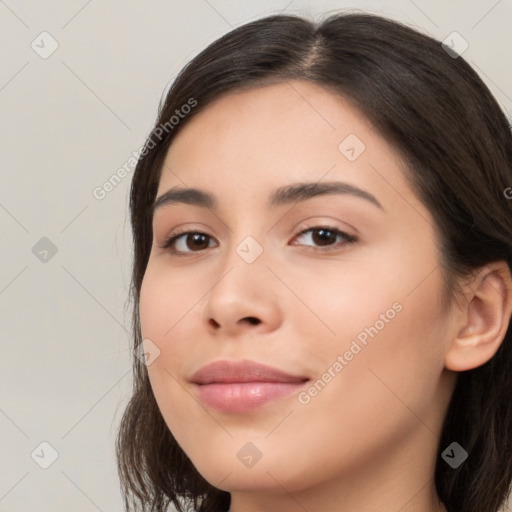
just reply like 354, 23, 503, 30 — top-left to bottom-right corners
202, 250, 282, 338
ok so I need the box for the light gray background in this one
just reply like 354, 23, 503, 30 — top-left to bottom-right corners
1, 1, 511, 511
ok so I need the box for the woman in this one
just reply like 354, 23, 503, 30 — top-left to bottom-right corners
116, 11, 512, 512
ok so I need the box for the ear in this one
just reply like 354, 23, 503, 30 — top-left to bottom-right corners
445, 261, 512, 372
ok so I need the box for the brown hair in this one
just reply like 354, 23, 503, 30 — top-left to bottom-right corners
116, 11, 512, 512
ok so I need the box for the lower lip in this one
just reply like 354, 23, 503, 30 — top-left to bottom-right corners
193, 381, 308, 413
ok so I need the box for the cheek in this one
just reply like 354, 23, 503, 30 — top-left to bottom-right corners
296, 242, 448, 419
291, 235, 428, 342
139, 266, 193, 395
287, 273, 448, 472
289, 256, 406, 366
138, 260, 213, 382
139, 261, 199, 343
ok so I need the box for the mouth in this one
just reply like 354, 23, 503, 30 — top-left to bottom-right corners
190, 359, 310, 413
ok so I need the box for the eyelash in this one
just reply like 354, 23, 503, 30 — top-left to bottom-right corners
159, 224, 358, 257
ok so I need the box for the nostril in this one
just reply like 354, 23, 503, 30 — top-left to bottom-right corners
244, 317, 261, 325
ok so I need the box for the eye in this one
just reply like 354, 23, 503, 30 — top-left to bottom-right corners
159, 224, 358, 256
159, 229, 217, 256
290, 225, 358, 252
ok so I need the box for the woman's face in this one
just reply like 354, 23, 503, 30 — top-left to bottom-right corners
139, 81, 457, 507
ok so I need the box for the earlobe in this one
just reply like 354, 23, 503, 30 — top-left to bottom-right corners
444, 261, 512, 372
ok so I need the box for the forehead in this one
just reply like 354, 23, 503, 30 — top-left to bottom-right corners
163, 81, 375, 172
156, 81, 421, 221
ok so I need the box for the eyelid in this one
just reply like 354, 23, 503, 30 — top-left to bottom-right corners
295, 220, 356, 238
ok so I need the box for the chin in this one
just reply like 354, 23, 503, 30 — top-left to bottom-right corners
185, 443, 311, 494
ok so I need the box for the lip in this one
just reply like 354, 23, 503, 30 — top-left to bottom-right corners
190, 359, 309, 413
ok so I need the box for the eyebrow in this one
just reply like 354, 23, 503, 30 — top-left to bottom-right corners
151, 181, 384, 215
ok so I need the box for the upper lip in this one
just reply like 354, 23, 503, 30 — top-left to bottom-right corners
190, 359, 309, 384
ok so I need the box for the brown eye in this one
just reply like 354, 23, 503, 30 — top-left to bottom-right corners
311, 228, 338, 246
292, 226, 358, 251
161, 231, 216, 254
187, 233, 209, 250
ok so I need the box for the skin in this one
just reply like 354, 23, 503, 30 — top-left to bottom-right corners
138, 80, 512, 512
